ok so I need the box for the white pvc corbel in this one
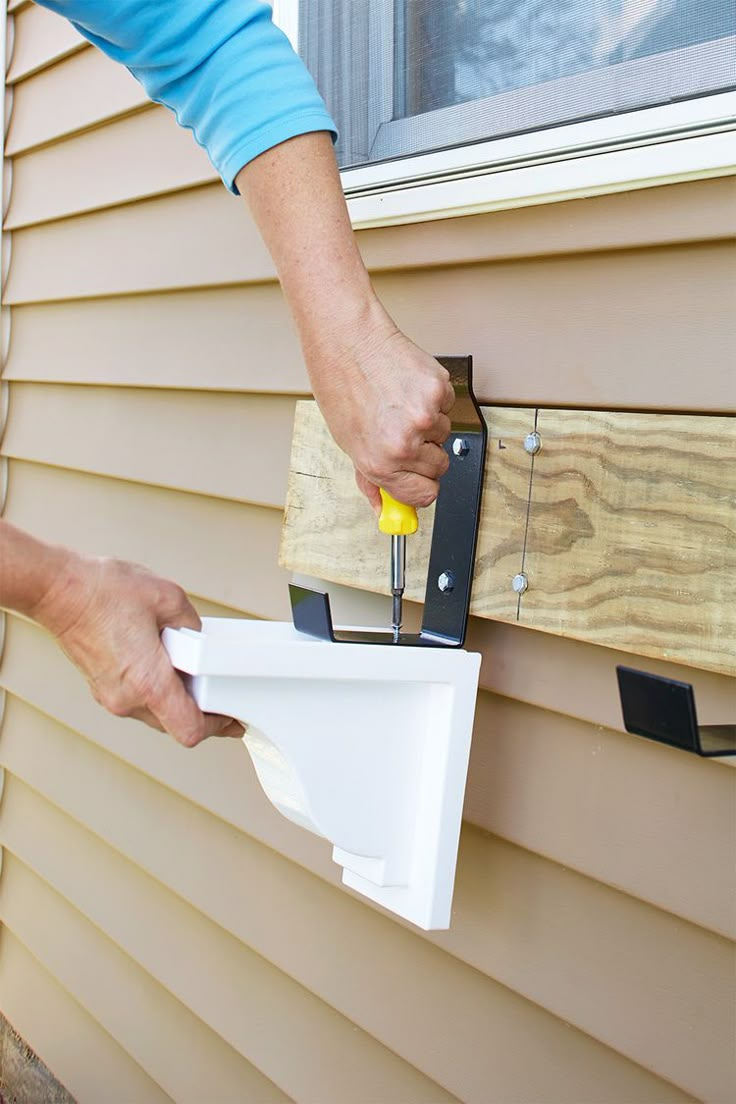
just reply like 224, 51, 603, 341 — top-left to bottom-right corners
164, 619, 481, 929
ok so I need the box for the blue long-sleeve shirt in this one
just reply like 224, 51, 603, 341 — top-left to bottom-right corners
35, 1, 337, 193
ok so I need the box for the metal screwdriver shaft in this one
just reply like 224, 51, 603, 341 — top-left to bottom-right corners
379, 490, 418, 644
391, 533, 406, 642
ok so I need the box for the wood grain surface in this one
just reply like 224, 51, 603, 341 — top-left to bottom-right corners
280, 402, 735, 676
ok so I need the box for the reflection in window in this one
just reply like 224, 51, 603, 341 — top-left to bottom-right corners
398, 0, 736, 117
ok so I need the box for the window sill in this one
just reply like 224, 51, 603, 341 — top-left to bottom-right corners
343, 93, 736, 230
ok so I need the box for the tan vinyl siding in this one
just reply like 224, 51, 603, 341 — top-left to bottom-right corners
5, 107, 215, 226
3, 383, 299, 508
3, 290, 309, 392
5, 45, 146, 155
0, 6, 734, 1103
5, 1, 84, 85
0, 929, 174, 1104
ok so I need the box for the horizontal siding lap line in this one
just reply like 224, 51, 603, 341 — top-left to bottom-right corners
4, 167, 217, 233
0, 373, 311, 396
7, 101, 153, 159
6, 37, 87, 87
6, 29, 87, 89
0, 451, 289, 512
0, 757, 712, 1103
2, 378, 310, 397
1, 275, 283, 308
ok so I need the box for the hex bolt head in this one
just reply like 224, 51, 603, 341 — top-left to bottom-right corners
512, 572, 529, 594
437, 571, 455, 593
452, 437, 470, 458
524, 431, 542, 456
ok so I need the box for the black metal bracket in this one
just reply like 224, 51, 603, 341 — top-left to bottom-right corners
290, 354, 487, 649
616, 666, 736, 758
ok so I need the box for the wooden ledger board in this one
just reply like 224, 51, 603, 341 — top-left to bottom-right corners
280, 402, 736, 677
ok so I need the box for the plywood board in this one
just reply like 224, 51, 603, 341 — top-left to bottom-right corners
280, 402, 735, 676
518, 409, 736, 674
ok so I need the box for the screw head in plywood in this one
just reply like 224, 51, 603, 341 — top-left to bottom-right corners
524, 431, 542, 456
512, 572, 529, 594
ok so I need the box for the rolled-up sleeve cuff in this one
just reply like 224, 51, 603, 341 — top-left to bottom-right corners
222, 111, 339, 193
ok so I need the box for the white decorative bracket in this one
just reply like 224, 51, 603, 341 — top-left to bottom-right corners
164, 619, 481, 929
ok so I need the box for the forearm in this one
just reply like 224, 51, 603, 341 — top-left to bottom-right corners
235, 132, 390, 360
0, 519, 76, 626
236, 131, 453, 507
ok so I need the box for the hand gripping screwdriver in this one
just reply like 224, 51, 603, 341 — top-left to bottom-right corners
378, 490, 418, 642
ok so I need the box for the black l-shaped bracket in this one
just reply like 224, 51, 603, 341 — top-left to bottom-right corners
617, 666, 736, 757
290, 355, 487, 649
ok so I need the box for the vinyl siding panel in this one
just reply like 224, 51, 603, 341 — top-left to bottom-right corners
5, 1, 84, 85
0, 790, 455, 1104
5, 106, 214, 228
3, 289, 309, 393
5, 46, 146, 155
0, 928, 173, 1104
1, 7, 734, 1104
3, 383, 298, 508
0, 855, 294, 1104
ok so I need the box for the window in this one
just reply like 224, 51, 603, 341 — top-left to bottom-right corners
296, 1, 736, 222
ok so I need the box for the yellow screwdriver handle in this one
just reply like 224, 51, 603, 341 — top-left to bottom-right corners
378, 489, 419, 536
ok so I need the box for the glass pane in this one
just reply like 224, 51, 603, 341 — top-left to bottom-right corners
398, 0, 736, 118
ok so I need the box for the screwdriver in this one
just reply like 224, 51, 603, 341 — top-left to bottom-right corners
378, 489, 419, 642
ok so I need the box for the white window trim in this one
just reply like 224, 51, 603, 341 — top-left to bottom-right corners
271, 0, 299, 50
276, 1, 736, 229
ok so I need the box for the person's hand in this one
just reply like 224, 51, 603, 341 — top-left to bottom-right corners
304, 306, 455, 512
33, 553, 243, 747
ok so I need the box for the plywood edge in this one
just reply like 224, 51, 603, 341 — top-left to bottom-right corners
281, 402, 736, 676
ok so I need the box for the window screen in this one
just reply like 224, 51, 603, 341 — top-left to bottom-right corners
299, 1, 736, 169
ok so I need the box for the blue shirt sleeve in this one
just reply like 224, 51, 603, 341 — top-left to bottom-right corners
35, 0, 338, 194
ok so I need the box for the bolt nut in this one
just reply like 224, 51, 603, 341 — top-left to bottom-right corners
452, 437, 470, 458
512, 572, 529, 594
437, 571, 455, 593
524, 431, 542, 456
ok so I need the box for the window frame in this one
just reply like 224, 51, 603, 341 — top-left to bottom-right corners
274, 1, 736, 229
